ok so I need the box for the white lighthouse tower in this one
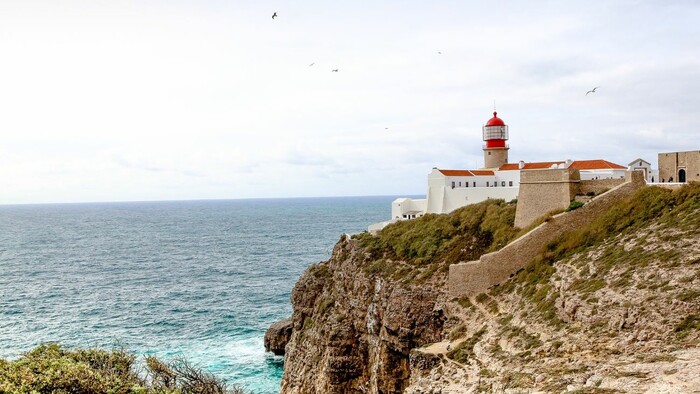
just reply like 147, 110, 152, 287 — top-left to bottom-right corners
482, 111, 509, 168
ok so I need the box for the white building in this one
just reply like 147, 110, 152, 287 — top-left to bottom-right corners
369, 111, 628, 233
628, 158, 658, 183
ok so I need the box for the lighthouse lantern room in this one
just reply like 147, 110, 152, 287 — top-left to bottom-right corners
482, 111, 510, 168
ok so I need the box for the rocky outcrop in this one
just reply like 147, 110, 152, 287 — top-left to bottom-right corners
264, 318, 293, 356
273, 235, 448, 394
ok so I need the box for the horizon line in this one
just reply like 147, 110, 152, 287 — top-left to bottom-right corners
0, 193, 427, 208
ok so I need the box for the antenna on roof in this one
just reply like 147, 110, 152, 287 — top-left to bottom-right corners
493, 99, 496, 111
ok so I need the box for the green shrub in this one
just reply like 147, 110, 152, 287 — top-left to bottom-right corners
0, 344, 246, 394
566, 201, 584, 211
674, 314, 700, 339
447, 327, 486, 364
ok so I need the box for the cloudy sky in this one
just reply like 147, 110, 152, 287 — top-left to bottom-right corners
1, 1, 699, 204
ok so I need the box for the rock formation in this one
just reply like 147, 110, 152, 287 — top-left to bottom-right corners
264, 318, 293, 356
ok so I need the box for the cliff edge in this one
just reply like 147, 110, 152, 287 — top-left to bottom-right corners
267, 184, 700, 393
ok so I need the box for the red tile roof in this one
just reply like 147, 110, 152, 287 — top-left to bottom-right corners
569, 159, 626, 170
470, 170, 496, 176
438, 169, 494, 177
438, 169, 472, 176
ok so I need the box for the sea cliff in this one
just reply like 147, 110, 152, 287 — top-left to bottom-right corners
267, 184, 700, 393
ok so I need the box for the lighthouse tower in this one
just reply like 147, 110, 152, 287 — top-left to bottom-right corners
482, 111, 509, 168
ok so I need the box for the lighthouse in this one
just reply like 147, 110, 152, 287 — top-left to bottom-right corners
482, 111, 509, 168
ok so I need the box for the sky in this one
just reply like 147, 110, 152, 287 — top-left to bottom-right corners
1, 0, 699, 204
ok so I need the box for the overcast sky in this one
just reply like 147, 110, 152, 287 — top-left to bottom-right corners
1, 1, 699, 204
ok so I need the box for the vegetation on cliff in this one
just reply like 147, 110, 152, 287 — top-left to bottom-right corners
357, 199, 518, 264
0, 344, 245, 394
351, 199, 520, 285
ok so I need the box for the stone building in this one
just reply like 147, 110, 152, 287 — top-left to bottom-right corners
658, 150, 700, 183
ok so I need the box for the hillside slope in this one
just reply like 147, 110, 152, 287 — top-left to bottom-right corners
409, 184, 700, 393
269, 184, 700, 393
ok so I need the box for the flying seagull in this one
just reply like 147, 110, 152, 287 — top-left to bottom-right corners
586, 86, 599, 95
331, 69, 338, 72
309, 62, 315, 66
272, 12, 277, 19
437, 51, 442, 54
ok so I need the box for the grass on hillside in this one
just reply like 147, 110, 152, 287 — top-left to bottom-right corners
351, 199, 520, 285
354, 199, 519, 266
0, 344, 246, 394
493, 182, 700, 324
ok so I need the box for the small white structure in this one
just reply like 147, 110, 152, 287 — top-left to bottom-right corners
368, 111, 631, 233
628, 158, 658, 183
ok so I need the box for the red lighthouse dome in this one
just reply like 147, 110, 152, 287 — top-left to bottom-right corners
482, 111, 508, 148
485, 111, 505, 127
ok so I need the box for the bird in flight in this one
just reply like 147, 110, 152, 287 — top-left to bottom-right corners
586, 86, 599, 95
309, 62, 315, 66
331, 69, 338, 72
437, 51, 442, 54
272, 12, 277, 19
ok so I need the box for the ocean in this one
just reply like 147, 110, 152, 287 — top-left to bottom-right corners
0, 196, 399, 393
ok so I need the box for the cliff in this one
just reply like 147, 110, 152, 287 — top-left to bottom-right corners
267, 184, 700, 393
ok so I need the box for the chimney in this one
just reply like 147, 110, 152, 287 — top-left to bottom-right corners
518, 160, 525, 169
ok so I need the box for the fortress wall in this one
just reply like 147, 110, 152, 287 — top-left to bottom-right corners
513, 169, 580, 229
449, 170, 646, 298
578, 178, 626, 195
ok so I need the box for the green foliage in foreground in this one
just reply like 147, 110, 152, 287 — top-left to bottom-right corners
354, 199, 519, 264
0, 344, 247, 394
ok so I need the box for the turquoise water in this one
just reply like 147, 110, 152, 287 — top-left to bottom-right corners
0, 196, 398, 393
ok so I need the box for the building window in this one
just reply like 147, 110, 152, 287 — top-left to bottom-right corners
451, 181, 455, 189
501, 181, 505, 186
486, 181, 489, 187
459, 181, 462, 187
465, 182, 469, 188
473, 182, 476, 187
509, 181, 513, 186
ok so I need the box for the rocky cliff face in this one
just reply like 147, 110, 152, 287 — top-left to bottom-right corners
268, 185, 700, 393
276, 235, 448, 394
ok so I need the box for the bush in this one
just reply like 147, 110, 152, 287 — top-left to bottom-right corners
0, 344, 247, 394
566, 201, 584, 211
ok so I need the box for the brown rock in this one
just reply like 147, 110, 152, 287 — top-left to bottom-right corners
265, 317, 293, 356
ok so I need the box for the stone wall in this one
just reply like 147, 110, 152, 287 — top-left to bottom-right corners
513, 168, 580, 229
578, 178, 626, 196
448, 170, 646, 298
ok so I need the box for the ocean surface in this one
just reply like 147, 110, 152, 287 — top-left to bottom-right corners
0, 196, 402, 393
